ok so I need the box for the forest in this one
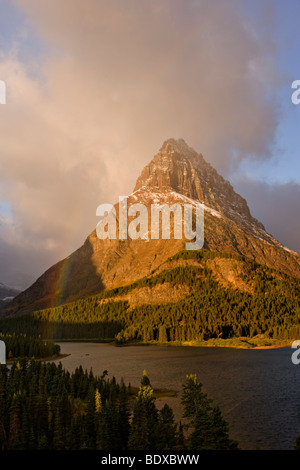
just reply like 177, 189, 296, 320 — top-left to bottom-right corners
0, 250, 299, 450
0, 360, 238, 450
0, 250, 299, 343
0, 333, 60, 361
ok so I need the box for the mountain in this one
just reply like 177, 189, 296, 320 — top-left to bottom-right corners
0, 283, 21, 309
2, 138, 300, 318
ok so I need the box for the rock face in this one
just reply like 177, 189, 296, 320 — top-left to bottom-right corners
135, 138, 258, 233
2, 138, 300, 317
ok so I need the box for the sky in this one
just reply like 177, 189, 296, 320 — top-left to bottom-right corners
0, 0, 299, 289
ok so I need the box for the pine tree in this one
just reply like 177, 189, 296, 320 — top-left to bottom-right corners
118, 383, 130, 450
128, 397, 149, 450
94, 389, 103, 449
189, 406, 238, 450
181, 374, 211, 427
176, 421, 185, 450
209, 406, 239, 450
0, 366, 8, 450
141, 370, 151, 387
156, 404, 177, 450
101, 401, 121, 450
85, 385, 96, 448
8, 392, 22, 449
38, 433, 49, 450
53, 406, 65, 450
188, 407, 214, 450
159, 325, 168, 343
95, 388, 102, 414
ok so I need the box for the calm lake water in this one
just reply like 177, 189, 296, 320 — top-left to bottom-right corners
56, 342, 300, 450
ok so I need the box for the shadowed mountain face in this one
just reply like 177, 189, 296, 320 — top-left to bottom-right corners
0, 283, 20, 309
2, 138, 300, 317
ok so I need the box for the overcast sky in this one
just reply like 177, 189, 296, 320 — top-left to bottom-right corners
0, 0, 299, 289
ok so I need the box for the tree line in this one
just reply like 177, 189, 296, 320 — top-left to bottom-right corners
0, 333, 60, 360
0, 359, 238, 450
0, 250, 299, 343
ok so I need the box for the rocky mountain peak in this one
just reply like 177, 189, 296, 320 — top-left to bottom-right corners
2, 138, 299, 318
160, 137, 199, 158
134, 138, 264, 234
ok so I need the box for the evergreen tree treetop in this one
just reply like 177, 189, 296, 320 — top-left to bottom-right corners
141, 370, 151, 387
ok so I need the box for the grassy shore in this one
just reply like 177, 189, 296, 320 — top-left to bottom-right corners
117, 335, 293, 349
177, 336, 292, 349
22, 335, 292, 350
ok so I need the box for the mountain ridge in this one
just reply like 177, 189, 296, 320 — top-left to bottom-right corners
1, 249, 299, 345
1, 138, 299, 317
0, 283, 21, 310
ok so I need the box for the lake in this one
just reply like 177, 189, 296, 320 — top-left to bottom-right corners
56, 342, 300, 450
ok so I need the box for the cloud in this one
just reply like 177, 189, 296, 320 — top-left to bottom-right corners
0, 0, 285, 287
233, 176, 300, 254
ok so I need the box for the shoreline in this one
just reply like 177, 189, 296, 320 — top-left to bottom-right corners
112, 336, 293, 350
49, 336, 293, 350
6, 352, 69, 365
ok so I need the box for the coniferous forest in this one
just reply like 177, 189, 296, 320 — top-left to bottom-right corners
0, 250, 300, 451
0, 361, 238, 451
0, 251, 299, 344
0, 333, 60, 361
